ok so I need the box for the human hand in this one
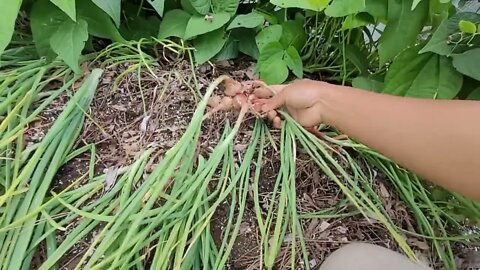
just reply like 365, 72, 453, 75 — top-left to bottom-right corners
254, 79, 334, 128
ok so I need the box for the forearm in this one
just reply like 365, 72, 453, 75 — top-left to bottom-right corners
320, 85, 480, 200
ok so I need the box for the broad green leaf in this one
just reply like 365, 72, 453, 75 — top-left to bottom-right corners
0, 0, 22, 56
341, 13, 374, 30
50, 0, 76, 21
256, 9, 278, 25
344, 44, 369, 75
270, 0, 331, 11
158, 9, 191, 39
257, 41, 284, 71
255, 25, 282, 51
407, 55, 462, 99
194, 29, 227, 64
384, 46, 463, 99
452, 48, 480, 81
234, 29, 259, 59
50, 19, 89, 73
191, 0, 211, 14
378, 0, 428, 65
259, 57, 289, 84
419, 19, 451, 55
214, 37, 239, 61
77, 0, 125, 42
325, 0, 365, 17
227, 13, 264, 30
120, 6, 160, 40
121, 17, 160, 40
212, 0, 240, 15
147, 0, 165, 17
458, 20, 477, 34
91, 0, 121, 27
284, 46, 303, 78
184, 13, 230, 40
31, 0, 70, 59
445, 13, 480, 54
352, 76, 384, 92
180, 0, 200, 14
384, 46, 431, 96
364, 0, 387, 20
238, 37, 259, 59
279, 20, 306, 51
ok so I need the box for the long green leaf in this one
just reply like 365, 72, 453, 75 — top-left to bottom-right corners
378, 0, 428, 65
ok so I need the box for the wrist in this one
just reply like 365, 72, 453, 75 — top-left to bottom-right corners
313, 81, 345, 126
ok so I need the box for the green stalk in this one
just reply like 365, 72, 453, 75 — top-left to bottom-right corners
0, 69, 102, 270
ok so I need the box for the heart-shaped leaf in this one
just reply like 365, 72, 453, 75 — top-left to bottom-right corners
50, 0, 76, 21
325, 0, 365, 17
257, 41, 288, 83
147, 0, 165, 17
91, 0, 121, 27
214, 36, 240, 61
419, 19, 451, 55
270, 0, 330, 11
279, 20, 306, 51
341, 13, 374, 30
384, 46, 463, 99
158, 9, 191, 39
234, 29, 259, 59
259, 57, 289, 84
227, 12, 264, 30
50, 19, 89, 73
77, 0, 125, 42
255, 25, 282, 51
257, 41, 284, 71
452, 48, 480, 81
31, 0, 70, 59
284, 46, 303, 78
212, 0, 240, 15
194, 29, 227, 64
191, 0, 211, 14
184, 12, 230, 40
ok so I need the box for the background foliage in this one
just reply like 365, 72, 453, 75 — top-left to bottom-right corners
2, 0, 480, 97
1, 0, 480, 269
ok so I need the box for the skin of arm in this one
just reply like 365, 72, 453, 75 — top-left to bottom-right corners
258, 79, 480, 201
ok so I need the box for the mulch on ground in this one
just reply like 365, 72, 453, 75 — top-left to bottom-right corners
35, 56, 433, 269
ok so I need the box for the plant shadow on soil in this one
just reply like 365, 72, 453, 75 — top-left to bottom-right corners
33, 57, 444, 269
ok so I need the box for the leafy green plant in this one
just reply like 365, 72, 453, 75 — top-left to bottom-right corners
340, 1, 480, 99
3, 0, 480, 87
28, 0, 124, 72
2, 2, 480, 268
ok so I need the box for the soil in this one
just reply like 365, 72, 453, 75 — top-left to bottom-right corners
32, 55, 437, 269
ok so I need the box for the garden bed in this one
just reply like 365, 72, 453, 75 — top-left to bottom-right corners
31, 58, 441, 269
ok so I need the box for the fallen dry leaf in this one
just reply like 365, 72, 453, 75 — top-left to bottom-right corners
318, 221, 331, 233
104, 167, 119, 192
140, 114, 151, 133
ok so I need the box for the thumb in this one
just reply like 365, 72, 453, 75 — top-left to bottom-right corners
261, 91, 286, 112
